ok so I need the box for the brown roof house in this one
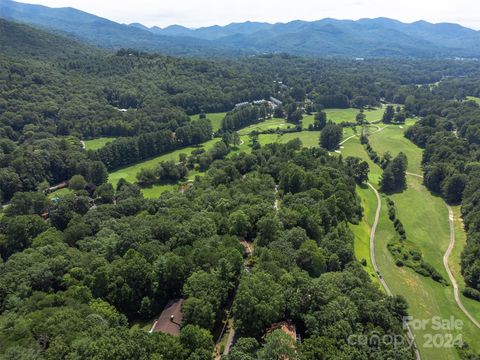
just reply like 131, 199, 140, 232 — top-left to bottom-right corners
149, 299, 184, 336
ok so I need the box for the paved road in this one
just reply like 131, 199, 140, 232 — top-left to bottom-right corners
367, 182, 421, 360
405, 172, 480, 329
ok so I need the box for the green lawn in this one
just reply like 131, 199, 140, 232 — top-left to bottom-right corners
108, 139, 219, 189
349, 184, 379, 283
257, 131, 320, 148
325, 107, 385, 124
84, 137, 117, 151
450, 206, 480, 322
237, 118, 291, 135
303, 114, 315, 128
191, 112, 227, 132
375, 178, 480, 359
47, 187, 72, 199
368, 123, 422, 174
466, 96, 480, 105
341, 131, 480, 359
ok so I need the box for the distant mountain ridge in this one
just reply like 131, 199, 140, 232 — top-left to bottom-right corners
0, 0, 243, 57
1, 0, 480, 58
139, 17, 480, 57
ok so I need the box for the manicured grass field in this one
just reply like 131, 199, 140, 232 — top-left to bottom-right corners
110, 130, 321, 198
341, 132, 480, 359
257, 131, 321, 148
237, 118, 291, 135
449, 206, 480, 322
375, 180, 480, 360
325, 107, 385, 124
302, 114, 315, 128
368, 123, 423, 174
84, 137, 117, 151
190, 112, 227, 132
108, 138, 219, 189
349, 184, 379, 283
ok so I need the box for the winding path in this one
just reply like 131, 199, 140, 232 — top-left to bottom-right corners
340, 134, 356, 145
405, 172, 480, 330
444, 205, 480, 329
339, 132, 420, 358
367, 183, 421, 360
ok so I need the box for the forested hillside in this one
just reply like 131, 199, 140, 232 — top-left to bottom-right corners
0, 139, 415, 359
3, 0, 480, 58
3, 18, 480, 204
1, 15, 480, 359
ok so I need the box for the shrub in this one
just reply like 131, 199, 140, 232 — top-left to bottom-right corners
463, 287, 480, 301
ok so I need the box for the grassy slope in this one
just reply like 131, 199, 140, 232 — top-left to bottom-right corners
84, 137, 117, 151
257, 131, 320, 148
191, 112, 227, 132
450, 206, 480, 322
237, 118, 290, 135
368, 122, 421, 174
109, 129, 323, 198
108, 139, 219, 189
365, 124, 480, 359
340, 131, 379, 283
325, 107, 385, 124
349, 184, 379, 283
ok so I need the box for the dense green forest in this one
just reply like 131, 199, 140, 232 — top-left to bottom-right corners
2, 16, 480, 359
0, 139, 416, 359
3, 17, 480, 202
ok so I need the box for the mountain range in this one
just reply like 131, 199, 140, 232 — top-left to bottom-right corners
1, 0, 480, 58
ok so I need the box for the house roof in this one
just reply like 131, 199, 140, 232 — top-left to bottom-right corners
149, 299, 184, 336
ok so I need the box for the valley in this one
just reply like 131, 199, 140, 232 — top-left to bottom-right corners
1, 7, 480, 359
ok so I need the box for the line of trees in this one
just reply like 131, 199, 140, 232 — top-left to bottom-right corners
96, 120, 212, 170
221, 104, 272, 131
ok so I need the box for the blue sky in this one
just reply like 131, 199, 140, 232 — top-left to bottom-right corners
18, 0, 480, 29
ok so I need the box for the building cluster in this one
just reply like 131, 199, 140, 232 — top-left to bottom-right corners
234, 97, 283, 110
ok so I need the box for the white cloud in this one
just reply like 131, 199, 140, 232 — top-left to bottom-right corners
17, 0, 480, 29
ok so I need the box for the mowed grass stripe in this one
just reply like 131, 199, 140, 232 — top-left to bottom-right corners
190, 112, 227, 132
108, 138, 219, 187
325, 107, 385, 124
84, 137, 117, 151
449, 206, 480, 322
363, 124, 480, 358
